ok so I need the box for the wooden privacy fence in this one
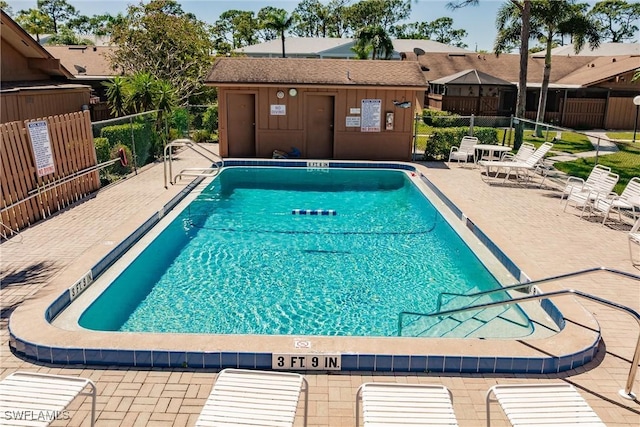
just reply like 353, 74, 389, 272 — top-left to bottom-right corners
1, 110, 100, 235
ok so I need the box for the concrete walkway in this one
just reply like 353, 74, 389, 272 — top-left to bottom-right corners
548, 130, 619, 162
1, 152, 639, 426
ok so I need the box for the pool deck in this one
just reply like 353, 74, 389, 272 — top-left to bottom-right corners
1, 146, 639, 426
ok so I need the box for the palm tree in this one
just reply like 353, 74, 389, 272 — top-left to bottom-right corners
103, 76, 130, 117
263, 10, 294, 58
127, 72, 157, 114
496, 0, 600, 136
354, 25, 394, 60
449, 0, 532, 149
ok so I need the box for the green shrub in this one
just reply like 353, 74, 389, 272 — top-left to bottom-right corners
171, 108, 189, 137
424, 127, 469, 160
422, 109, 461, 127
202, 104, 218, 133
473, 128, 499, 145
94, 137, 111, 163
191, 129, 210, 143
99, 121, 153, 167
108, 144, 133, 175
423, 127, 499, 160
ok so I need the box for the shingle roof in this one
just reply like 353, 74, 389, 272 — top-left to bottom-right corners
555, 55, 640, 86
534, 42, 640, 57
44, 46, 118, 78
234, 37, 471, 58
430, 69, 514, 86
236, 37, 353, 55
417, 52, 594, 86
205, 57, 427, 87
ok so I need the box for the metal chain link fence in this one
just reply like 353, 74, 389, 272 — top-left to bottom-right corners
413, 112, 640, 193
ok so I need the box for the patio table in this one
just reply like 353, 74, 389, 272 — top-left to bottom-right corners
474, 144, 512, 163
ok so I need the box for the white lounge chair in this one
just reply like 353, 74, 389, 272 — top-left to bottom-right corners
500, 142, 535, 162
479, 142, 554, 184
630, 218, 640, 266
448, 136, 478, 165
593, 176, 640, 225
356, 383, 458, 426
564, 169, 619, 217
486, 383, 605, 427
0, 371, 96, 427
195, 368, 308, 427
560, 164, 612, 204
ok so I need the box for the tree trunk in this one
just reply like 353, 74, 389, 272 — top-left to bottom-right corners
514, 0, 531, 150
535, 34, 554, 137
281, 33, 286, 58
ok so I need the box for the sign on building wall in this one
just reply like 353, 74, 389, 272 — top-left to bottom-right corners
346, 116, 361, 127
27, 120, 55, 177
361, 99, 381, 132
270, 104, 286, 115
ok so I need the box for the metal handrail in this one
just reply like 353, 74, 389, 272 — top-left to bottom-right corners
0, 158, 124, 239
434, 267, 640, 312
399, 274, 640, 399
163, 138, 223, 188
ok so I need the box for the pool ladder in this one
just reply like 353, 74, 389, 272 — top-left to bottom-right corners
397, 267, 640, 400
163, 138, 223, 188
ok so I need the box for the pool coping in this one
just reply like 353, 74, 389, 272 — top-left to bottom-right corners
9, 159, 601, 373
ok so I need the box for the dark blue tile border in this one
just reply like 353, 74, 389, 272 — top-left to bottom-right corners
22, 160, 602, 374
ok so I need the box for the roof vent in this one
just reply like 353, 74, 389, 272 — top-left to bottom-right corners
74, 64, 87, 74
612, 58, 616, 62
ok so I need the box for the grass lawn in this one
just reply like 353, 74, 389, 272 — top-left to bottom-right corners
497, 129, 594, 153
606, 131, 636, 141
553, 141, 640, 194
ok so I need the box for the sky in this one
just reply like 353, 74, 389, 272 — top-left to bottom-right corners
6, 0, 605, 52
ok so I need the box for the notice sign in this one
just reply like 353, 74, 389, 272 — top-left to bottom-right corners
27, 121, 55, 177
272, 353, 341, 370
270, 104, 286, 115
361, 99, 381, 132
346, 116, 361, 127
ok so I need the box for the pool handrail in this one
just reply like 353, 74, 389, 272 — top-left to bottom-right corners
163, 138, 223, 188
398, 267, 640, 400
433, 266, 639, 312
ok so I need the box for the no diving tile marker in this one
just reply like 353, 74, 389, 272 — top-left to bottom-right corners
292, 209, 337, 216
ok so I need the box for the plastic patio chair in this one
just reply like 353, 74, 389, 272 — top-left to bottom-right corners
593, 176, 640, 226
486, 383, 605, 427
448, 136, 478, 165
195, 368, 308, 427
560, 164, 612, 204
630, 218, 640, 266
563, 169, 619, 218
356, 382, 458, 426
478, 142, 553, 184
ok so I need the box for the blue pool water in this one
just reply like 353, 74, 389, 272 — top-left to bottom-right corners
79, 167, 527, 336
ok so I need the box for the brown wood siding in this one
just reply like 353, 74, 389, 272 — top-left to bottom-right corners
427, 94, 443, 111
0, 111, 99, 235
592, 70, 638, 91
219, 86, 421, 161
1, 88, 91, 124
605, 97, 639, 130
0, 39, 50, 82
440, 96, 501, 116
562, 99, 606, 129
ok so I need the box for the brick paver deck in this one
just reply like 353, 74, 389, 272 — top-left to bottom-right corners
1, 150, 638, 426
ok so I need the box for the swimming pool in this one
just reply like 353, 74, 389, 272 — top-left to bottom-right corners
77, 167, 531, 337
11, 160, 600, 373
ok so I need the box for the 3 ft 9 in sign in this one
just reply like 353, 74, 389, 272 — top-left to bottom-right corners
272, 354, 341, 371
